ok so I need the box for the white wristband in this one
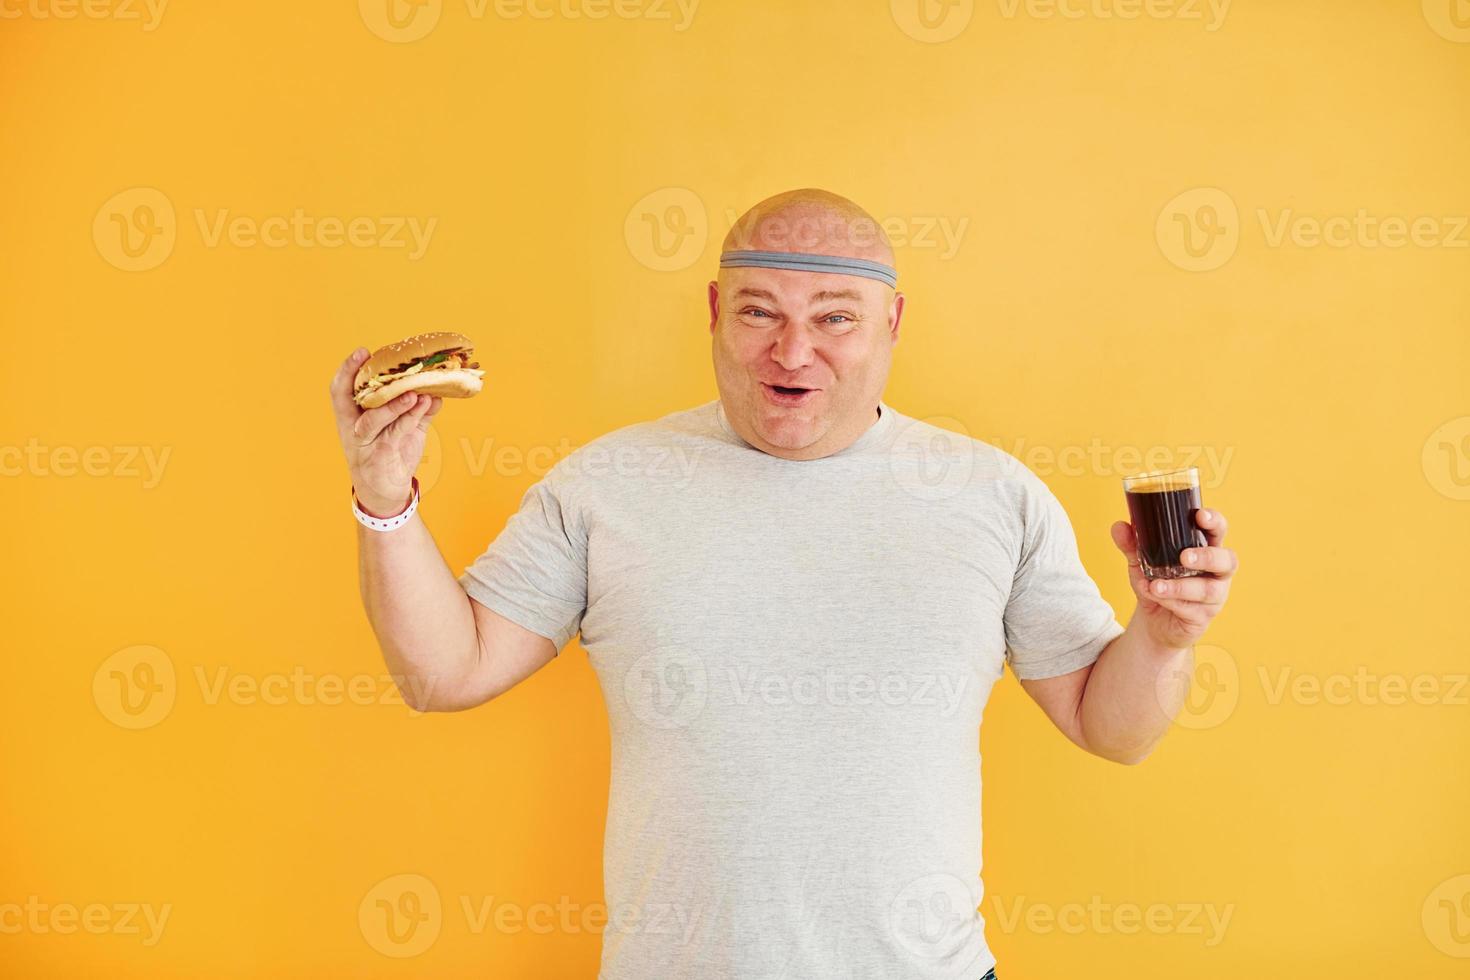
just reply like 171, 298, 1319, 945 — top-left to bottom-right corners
352, 477, 419, 532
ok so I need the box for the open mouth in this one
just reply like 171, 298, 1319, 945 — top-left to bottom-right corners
762, 383, 819, 406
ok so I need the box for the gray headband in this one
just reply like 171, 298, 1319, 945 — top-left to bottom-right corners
719, 249, 898, 288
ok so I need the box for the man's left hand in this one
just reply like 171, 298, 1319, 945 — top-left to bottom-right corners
1110, 508, 1238, 651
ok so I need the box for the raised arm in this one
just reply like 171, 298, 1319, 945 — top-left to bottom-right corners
330, 347, 557, 712
1019, 508, 1237, 765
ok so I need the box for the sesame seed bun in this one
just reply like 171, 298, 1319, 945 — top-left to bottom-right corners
352, 332, 484, 408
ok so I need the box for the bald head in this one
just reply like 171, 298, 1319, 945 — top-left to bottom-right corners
708, 188, 905, 462
721, 188, 895, 268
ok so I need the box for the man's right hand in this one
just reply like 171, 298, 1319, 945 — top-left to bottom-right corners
329, 348, 444, 517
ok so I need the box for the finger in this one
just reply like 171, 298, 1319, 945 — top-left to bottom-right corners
1147, 575, 1229, 604
1110, 520, 1138, 557
424, 395, 444, 419
353, 392, 420, 445
1111, 521, 1149, 592
330, 349, 374, 445
1180, 545, 1238, 577
330, 348, 371, 416
386, 393, 434, 440
1196, 507, 1227, 547
1144, 593, 1216, 626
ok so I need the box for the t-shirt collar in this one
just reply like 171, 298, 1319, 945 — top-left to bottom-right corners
714, 398, 892, 458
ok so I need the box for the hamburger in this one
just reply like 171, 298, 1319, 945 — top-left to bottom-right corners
353, 332, 485, 409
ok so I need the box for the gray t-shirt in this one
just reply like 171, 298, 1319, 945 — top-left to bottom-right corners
457, 398, 1123, 980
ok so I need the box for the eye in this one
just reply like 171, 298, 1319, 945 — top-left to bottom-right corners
823, 314, 850, 324
742, 308, 772, 318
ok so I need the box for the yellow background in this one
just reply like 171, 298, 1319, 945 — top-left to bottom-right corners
4, 0, 1469, 976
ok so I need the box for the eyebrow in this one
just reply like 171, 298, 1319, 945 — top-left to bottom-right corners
734, 287, 864, 303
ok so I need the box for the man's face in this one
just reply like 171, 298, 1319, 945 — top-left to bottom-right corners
709, 266, 903, 460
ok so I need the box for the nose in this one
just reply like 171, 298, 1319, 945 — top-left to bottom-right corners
769, 320, 817, 372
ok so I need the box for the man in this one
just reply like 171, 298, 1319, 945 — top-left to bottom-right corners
328, 188, 1238, 979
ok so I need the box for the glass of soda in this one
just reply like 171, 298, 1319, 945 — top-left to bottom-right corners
1122, 467, 1208, 580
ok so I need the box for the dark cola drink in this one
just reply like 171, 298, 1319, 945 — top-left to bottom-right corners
1123, 467, 1208, 580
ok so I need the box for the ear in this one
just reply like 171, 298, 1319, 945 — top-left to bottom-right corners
889, 291, 905, 346
707, 280, 720, 334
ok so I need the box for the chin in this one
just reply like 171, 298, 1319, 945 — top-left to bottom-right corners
754, 410, 822, 448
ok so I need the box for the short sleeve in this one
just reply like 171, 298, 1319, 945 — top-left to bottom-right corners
457, 464, 588, 654
1003, 473, 1125, 680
